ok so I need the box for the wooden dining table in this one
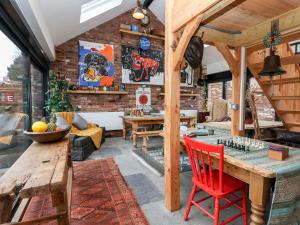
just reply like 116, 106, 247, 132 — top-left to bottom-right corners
180, 130, 276, 225
120, 115, 196, 139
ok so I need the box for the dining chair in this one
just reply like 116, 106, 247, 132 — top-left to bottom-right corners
183, 135, 248, 225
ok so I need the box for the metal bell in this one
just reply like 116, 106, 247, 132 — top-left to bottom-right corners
258, 50, 286, 76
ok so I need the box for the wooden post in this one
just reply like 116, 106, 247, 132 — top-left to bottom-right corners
232, 48, 243, 136
164, 0, 181, 211
214, 43, 243, 136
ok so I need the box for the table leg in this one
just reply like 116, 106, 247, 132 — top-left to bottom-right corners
249, 173, 271, 225
122, 118, 127, 140
51, 191, 69, 225
0, 195, 13, 223
131, 123, 138, 140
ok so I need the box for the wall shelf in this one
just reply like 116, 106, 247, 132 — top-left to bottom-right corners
119, 29, 165, 41
67, 90, 128, 95
159, 93, 199, 97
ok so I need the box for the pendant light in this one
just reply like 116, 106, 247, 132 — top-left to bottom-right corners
132, 0, 144, 20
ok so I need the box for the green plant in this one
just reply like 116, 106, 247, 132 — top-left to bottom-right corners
44, 71, 73, 114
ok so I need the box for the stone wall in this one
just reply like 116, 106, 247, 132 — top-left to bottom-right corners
51, 9, 205, 113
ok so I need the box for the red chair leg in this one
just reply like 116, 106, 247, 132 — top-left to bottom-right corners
184, 184, 197, 221
242, 190, 248, 225
214, 198, 220, 225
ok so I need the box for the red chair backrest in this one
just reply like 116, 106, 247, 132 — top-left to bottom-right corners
183, 135, 224, 193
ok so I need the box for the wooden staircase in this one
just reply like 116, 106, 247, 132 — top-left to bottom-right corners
247, 43, 300, 132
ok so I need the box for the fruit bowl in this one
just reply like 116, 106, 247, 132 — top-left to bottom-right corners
24, 126, 71, 143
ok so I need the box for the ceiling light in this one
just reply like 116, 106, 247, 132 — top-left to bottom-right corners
132, 0, 144, 20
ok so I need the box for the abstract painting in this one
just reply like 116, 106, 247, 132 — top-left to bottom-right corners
79, 41, 115, 87
121, 46, 164, 85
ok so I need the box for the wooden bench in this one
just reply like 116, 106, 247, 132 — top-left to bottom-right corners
132, 130, 162, 150
0, 138, 72, 225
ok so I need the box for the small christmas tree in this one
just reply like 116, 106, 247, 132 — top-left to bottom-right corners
45, 71, 73, 114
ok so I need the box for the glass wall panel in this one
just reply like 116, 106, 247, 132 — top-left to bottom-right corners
0, 30, 44, 169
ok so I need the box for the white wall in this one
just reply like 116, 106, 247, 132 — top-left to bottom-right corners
203, 45, 229, 75
13, 0, 56, 60
79, 110, 198, 131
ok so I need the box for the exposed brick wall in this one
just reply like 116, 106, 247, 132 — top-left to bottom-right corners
51, 9, 204, 113
207, 78, 275, 121
207, 82, 223, 111
249, 78, 275, 121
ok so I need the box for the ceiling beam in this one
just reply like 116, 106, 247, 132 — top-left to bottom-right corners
236, 7, 300, 47
196, 26, 237, 46
201, 0, 246, 24
172, 0, 221, 32
173, 14, 203, 70
172, 0, 244, 32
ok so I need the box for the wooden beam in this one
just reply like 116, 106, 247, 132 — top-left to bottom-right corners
261, 77, 300, 86
252, 54, 300, 71
214, 42, 242, 136
172, 0, 221, 32
214, 42, 237, 73
271, 96, 300, 100
164, 0, 180, 211
236, 7, 300, 47
196, 27, 236, 46
173, 14, 203, 70
247, 31, 300, 52
201, 0, 246, 24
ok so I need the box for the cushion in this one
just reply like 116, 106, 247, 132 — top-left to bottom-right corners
211, 99, 228, 122
72, 113, 88, 130
56, 115, 70, 129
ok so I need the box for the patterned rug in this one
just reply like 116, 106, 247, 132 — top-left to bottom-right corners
22, 158, 149, 225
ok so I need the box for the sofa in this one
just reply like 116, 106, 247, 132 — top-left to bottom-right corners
57, 112, 105, 161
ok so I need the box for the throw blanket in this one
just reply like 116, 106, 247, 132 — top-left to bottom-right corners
58, 112, 102, 149
182, 130, 300, 225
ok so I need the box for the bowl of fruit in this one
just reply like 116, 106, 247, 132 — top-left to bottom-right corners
24, 114, 71, 143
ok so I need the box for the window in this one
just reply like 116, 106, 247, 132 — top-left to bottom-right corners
290, 41, 300, 54
0, 30, 46, 169
80, 0, 123, 23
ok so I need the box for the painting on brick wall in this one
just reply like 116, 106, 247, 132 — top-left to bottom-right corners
121, 45, 164, 85
79, 40, 115, 87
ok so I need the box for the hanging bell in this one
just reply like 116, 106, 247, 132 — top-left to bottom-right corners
258, 49, 286, 76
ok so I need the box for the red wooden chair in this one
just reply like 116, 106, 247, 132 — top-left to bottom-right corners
183, 135, 248, 225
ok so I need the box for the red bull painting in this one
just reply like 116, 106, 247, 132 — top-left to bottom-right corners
121, 45, 164, 85
79, 41, 115, 87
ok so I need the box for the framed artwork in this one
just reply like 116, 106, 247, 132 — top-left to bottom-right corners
79, 40, 115, 87
180, 61, 194, 87
121, 45, 164, 85
136, 87, 151, 111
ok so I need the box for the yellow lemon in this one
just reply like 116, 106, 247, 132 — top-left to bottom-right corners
32, 121, 48, 133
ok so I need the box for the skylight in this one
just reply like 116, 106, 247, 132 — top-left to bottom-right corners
80, 0, 123, 23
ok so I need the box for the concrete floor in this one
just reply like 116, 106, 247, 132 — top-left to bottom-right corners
88, 137, 249, 225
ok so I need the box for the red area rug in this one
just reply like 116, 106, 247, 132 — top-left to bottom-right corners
22, 158, 149, 225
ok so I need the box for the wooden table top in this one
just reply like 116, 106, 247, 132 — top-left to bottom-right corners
180, 129, 299, 179
0, 138, 69, 198
200, 120, 283, 131
121, 115, 196, 121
